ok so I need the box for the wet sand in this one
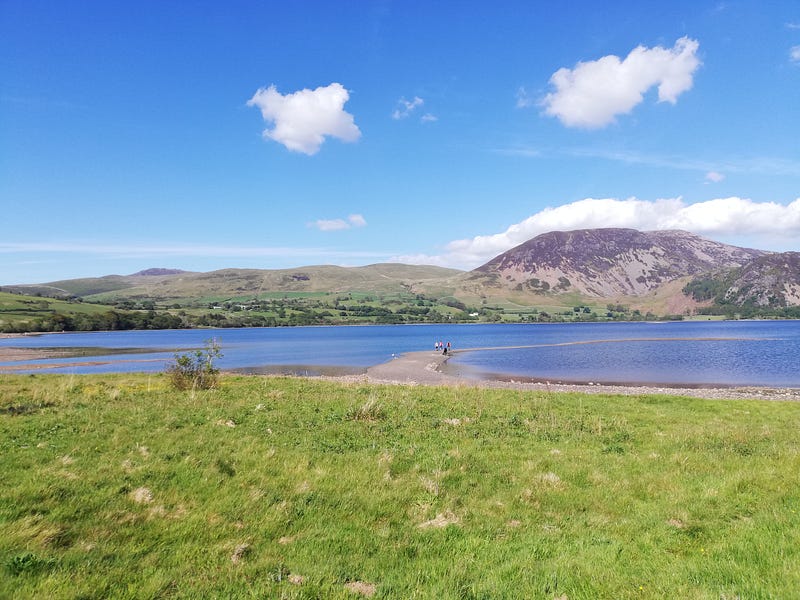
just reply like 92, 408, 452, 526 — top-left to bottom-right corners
360, 350, 800, 401
0, 346, 76, 363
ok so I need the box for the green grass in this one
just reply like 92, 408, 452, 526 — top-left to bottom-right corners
0, 292, 118, 328
2, 375, 799, 598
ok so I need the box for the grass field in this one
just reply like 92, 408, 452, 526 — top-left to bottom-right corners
0, 292, 124, 332
2, 374, 799, 598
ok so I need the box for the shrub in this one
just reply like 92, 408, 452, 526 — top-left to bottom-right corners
166, 338, 222, 390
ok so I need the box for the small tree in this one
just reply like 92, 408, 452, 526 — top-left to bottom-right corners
166, 338, 222, 390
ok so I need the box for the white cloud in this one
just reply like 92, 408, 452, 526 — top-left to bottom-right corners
312, 219, 351, 231
247, 83, 361, 155
704, 171, 725, 183
395, 197, 800, 269
420, 113, 438, 123
392, 96, 424, 120
790, 45, 800, 63
542, 37, 701, 128
347, 213, 367, 227
309, 214, 367, 231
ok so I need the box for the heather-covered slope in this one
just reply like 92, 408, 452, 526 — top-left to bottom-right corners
469, 228, 766, 298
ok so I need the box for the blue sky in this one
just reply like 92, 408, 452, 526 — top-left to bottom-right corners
2, 0, 799, 284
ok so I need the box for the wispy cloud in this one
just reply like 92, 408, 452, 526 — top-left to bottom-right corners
491, 146, 541, 158
247, 83, 361, 155
790, 45, 800, 63
0, 241, 380, 260
564, 147, 800, 177
515, 86, 534, 108
542, 37, 701, 128
492, 144, 800, 177
394, 197, 800, 269
392, 96, 424, 120
704, 171, 725, 183
308, 214, 367, 232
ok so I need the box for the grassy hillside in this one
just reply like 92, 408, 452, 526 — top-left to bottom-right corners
71, 264, 465, 304
2, 374, 799, 598
5, 263, 724, 320
0, 291, 118, 332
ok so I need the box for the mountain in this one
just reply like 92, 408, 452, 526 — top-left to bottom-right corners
5, 229, 798, 316
685, 252, 800, 308
466, 228, 767, 298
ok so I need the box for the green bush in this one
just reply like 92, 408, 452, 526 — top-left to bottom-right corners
166, 338, 222, 390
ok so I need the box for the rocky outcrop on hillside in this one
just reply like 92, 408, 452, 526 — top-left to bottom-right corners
472, 228, 766, 298
685, 252, 800, 307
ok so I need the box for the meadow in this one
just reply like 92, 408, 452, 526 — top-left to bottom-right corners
1, 374, 798, 598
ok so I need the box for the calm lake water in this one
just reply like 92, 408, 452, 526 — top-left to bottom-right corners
1, 321, 799, 387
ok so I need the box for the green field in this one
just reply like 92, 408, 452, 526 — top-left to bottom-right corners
0, 291, 118, 330
2, 375, 799, 598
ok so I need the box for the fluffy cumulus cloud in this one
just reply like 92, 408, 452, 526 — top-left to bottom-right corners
247, 83, 361, 155
542, 37, 701, 128
791, 45, 800, 63
309, 214, 367, 232
704, 171, 725, 183
395, 197, 800, 269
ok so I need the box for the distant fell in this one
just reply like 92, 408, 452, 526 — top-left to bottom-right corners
19, 263, 463, 303
131, 268, 188, 277
470, 228, 766, 298
5, 229, 798, 315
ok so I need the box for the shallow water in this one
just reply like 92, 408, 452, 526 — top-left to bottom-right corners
1, 321, 798, 387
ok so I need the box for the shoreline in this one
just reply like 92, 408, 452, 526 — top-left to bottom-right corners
2, 344, 799, 401
360, 350, 800, 401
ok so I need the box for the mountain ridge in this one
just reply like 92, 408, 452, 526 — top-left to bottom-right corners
4, 229, 799, 313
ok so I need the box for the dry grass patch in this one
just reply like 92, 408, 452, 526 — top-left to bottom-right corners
129, 487, 153, 504
346, 397, 385, 421
344, 581, 376, 596
418, 510, 460, 529
230, 543, 250, 564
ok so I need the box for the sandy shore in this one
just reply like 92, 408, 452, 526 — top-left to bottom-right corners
360, 350, 800, 401
0, 346, 75, 363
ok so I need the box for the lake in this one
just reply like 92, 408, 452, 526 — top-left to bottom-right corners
1, 321, 799, 387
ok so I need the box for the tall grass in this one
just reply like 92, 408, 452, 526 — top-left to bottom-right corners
1, 374, 799, 598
